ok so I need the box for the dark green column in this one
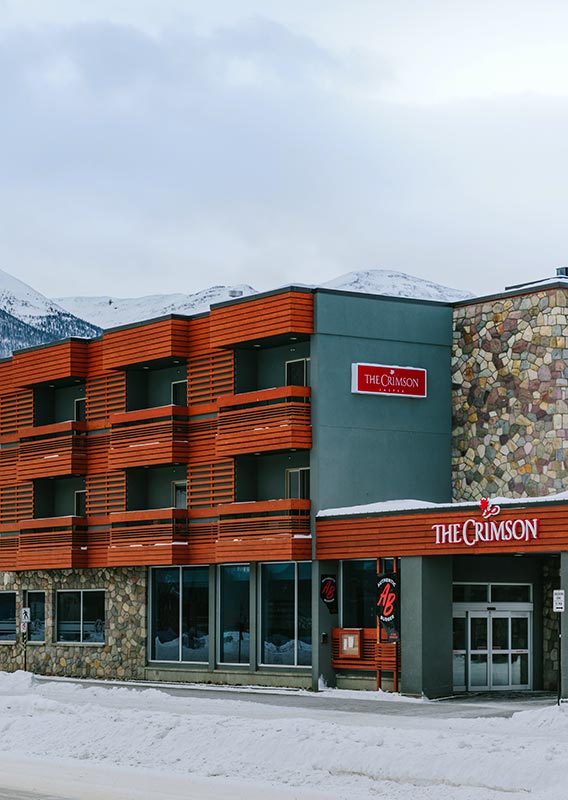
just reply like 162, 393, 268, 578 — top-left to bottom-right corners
400, 555, 453, 697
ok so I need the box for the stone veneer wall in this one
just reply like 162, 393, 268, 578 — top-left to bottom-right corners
453, 288, 568, 500
0, 567, 146, 679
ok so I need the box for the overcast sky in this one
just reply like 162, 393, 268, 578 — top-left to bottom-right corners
2, 0, 568, 299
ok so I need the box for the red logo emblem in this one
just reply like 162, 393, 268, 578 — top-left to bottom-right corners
479, 498, 500, 519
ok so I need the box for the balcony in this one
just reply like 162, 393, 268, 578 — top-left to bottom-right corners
108, 406, 189, 469
108, 508, 190, 566
17, 421, 87, 480
216, 386, 311, 457
17, 516, 89, 570
216, 498, 311, 562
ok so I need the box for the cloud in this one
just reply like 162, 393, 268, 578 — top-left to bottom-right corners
0, 16, 567, 298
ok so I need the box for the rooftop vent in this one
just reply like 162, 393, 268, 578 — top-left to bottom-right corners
557, 267, 568, 277
228, 289, 243, 298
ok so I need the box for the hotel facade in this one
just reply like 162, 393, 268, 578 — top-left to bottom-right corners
1, 275, 568, 697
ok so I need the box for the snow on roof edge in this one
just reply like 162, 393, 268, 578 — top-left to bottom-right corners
317, 490, 568, 518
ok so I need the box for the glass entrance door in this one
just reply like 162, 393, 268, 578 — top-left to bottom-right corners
454, 610, 531, 691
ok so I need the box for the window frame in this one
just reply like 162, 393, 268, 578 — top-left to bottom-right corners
171, 480, 188, 510
55, 589, 105, 645
285, 358, 310, 387
27, 590, 46, 643
217, 563, 251, 666
258, 560, 312, 669
0, 591, 16, 643
74, 397, 87, 422
74, 489, 87, 517
339, 558, 377, 629
171, 380, 188, 406
285, 467, 310, 499
148, 565, 210, 664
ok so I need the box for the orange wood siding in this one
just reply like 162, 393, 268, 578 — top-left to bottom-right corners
331, 628, 377, 671
17, 518, 88, 570
103, 318, 190, 370
0, 444, 18, 485
0, 530, 19, 569
0, 390, 33, 435
215, 499, 311, 562
0, 292, 315, 569
87, 373, 126, 420
13, 340, 89, 386
187, 519, 217, 564
0, 483, 33, 524
108, 509, 189, 566
86, 473, 126, 516
188, 353, 234, 406
216, 386, 311, 456
108, 407, 190, 469
189, 461, 234, 508
17, 422, 88, 480
209, 291, 313, 348
317, 502, 568, 559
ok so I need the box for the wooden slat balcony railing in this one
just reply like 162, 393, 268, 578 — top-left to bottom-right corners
0, 527, 19, 570
17, 516, 89, 570
108, 406, 190, 469
331, 628, 378, 671
216, 386, 311, 456
331, 628, 400, 687
108, 508, 190, 566
17, 421, 87, 480
216, 498, 311, 562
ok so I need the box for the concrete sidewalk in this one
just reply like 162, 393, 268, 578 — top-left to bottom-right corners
33, 674, 559, 719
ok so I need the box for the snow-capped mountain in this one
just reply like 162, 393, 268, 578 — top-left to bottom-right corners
55, 270, 471, 329
0, 267, 472, 357
322, 270, 474, 302
54, 284, 257, 329
0, 269, 101, 358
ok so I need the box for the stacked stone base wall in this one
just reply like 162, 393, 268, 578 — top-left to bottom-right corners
0, 567, 147, 680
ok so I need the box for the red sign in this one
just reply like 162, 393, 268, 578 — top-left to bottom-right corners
433, 498, 540, 548
352, 363, 427, 398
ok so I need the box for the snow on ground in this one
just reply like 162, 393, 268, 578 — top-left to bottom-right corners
0, 672, 567, 799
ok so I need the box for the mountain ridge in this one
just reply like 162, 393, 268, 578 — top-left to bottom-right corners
0, 268, 473, 357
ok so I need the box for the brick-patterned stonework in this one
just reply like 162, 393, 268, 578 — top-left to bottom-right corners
453, 289, 568, 500
0, 567, 146, 679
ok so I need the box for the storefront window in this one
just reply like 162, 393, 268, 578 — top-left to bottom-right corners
342, 560, 376, 628
219, 565, 250, 664
260, 562, 312, 667
453, 584, 488, 603
182, 568, 209, 662
56, 590, 105, 643
297, 562, 312, 666
490, 585, 531, 603
151, 567, 209, 662
28, 591, 45, 642
0, 593, 16, 642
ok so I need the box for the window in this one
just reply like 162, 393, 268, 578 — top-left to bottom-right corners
285, 468, 310, 499
285, 358, 310, 387
150, 567, 209, 662
218, 565, 250, 664
74, 397, 86, 422
171, 380, 188, 406
341, 560, 376, 628
0, 593, 16, 642
172, 481, 187, 510
260, 562, 311, 667
74, 490, 87, 517
56, 590, 105, 643
28, 591, 46, 643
